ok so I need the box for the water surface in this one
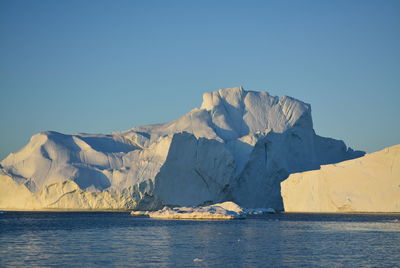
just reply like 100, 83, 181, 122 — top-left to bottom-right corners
1, 212, 399, 267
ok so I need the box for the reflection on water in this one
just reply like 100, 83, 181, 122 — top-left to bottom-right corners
0, 212, 399, 267
315, 221, 400, 232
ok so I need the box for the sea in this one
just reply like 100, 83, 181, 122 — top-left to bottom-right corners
0, 212, 399, 267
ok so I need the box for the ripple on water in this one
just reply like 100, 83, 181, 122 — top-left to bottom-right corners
0, 212, 399, 267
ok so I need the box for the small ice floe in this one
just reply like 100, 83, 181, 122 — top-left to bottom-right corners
193, 258, 204, 262
130, 210, 149, 216
131, 201, 245, 220
131, 201, 277, 220
244, 207, 276, 215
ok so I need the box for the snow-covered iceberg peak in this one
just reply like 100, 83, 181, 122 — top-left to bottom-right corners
121, 86, 313, 146
200, 86, 246, 111
198, 86, 312, 140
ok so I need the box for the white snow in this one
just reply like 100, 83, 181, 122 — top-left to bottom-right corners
0, 86, 365, 211
281, 145, 400, 212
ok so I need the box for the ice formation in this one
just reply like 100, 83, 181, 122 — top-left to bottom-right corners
281, 145, 400, 212
0, 87, 364, 211
130, 201, 275, 219
143, 201, 245, 220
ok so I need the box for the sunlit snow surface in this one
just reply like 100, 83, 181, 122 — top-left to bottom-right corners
282, 145, 400, 212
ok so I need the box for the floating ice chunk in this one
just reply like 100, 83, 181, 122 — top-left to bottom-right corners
244, 207, 276, 215
213, 201, 244, 213
130, 202, 277, 219
130, 210, 149, 216
132, 201, 246, 220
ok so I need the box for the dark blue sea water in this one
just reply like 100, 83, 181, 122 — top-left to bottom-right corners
0, 212, 399, 267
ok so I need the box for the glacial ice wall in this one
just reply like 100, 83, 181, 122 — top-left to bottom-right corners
0, 87, 364, 210
281, 145, 400, 212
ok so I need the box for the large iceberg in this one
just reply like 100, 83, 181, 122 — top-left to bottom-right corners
281, 145, 400, 212
0, 87, 363, 210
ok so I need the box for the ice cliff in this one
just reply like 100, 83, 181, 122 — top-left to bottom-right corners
281, 145, 400, 212
0, 86, 364, 210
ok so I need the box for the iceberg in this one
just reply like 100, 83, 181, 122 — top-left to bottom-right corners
281, 145, 400, 212
0, 87, 364, 211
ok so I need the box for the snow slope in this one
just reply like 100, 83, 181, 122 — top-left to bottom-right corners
0, 87, 364, 210
281, 145, 400, 212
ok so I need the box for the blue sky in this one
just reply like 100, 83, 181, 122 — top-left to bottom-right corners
1, 0, 399, 159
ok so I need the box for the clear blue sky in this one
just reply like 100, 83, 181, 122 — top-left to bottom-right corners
1, 0, 399, 159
